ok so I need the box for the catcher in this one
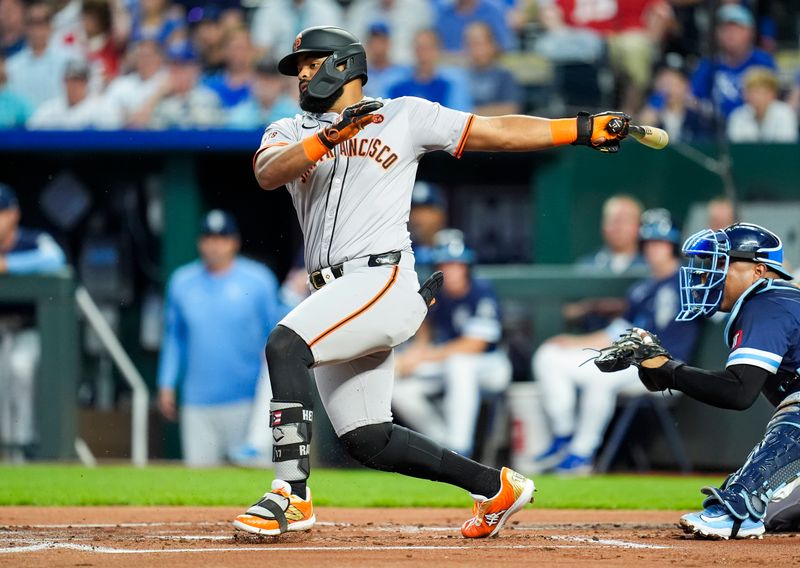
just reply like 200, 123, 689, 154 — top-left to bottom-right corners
595, 222, 800, 539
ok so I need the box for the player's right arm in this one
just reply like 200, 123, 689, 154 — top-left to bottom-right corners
254, 100, 384, 190
254, 144, 315, 191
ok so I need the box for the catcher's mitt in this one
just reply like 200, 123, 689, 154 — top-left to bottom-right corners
592, 328, 671, 373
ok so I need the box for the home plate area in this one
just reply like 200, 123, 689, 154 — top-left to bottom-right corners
1, 507, 798, 567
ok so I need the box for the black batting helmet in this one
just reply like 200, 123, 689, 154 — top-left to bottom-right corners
278, 26, 368, 100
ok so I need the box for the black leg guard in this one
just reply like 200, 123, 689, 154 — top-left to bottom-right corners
339, 422, 501, 497
265, 325, 316, 497
265, 325, 315, 406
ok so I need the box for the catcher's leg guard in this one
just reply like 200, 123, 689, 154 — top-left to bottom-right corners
699, 392, 800, 537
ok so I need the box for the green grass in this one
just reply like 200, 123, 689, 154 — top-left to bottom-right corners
0, 465, 722, 509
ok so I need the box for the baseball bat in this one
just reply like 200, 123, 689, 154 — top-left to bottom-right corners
607, 118, 669, 150
628, 125, 669, 150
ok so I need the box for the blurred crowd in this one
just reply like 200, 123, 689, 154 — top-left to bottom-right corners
1, 0, 798, 141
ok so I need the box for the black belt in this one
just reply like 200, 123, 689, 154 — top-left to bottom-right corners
309, 251, 402, 290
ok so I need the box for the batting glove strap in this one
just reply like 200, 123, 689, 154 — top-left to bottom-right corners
571, 112, 592, 147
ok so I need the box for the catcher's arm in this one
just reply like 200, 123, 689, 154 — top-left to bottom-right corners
596, 329, 769, 409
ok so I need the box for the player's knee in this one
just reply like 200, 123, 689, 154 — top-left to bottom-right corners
265, 325, 314, 368
338, 423, 393, 467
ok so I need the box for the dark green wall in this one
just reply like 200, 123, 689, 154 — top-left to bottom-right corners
533, 144, 800, 263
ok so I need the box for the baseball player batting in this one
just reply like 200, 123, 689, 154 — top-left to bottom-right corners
232, 25, 631, 538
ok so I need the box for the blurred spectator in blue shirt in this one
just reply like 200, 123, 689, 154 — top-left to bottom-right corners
250, 0, 342, 58
464, 21, 521, 116
130, 0, 186, 48
140, 43, 224, 129
28, 59, 122, 129
0, 0, 27, 58
157, 210, 288, 467
227, 56, 300, 129
0, 183, 66, 462
387, 29, 473, 112
690, 4, 775, 119
6, 1, 74, 111
639, 56, 713, 144
202, 26, 253, 109
346, 0, 433, 66
0, 54, 30, 128
362, 22, 408, 99
435, 0, 514, 53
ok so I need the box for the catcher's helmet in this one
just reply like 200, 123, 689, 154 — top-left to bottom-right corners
278, 26, 368, 100
676, 222, 792, 321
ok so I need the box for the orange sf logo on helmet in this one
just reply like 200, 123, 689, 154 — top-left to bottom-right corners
293, 33, 302, 52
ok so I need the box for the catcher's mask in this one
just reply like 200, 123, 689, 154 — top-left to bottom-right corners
278, 26, 368, 100
677, 223, 793, 321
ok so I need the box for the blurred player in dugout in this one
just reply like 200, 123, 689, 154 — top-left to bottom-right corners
532, 209, 702, 474
157, 210, 288, 467
393, 229, 511, 458
408, 180, 447, 281
0, 183, 66, 461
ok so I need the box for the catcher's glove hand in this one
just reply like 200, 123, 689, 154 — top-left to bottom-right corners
317, 100, 384, 150
592, 328, 671, 373
573, 111, 630, 153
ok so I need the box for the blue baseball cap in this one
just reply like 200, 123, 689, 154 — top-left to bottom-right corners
718, 4, 754, 27
0, 183, 19, 210
411, 181, 446, 209
368, 22, 390, 37
639, 208, 681, 244
200, 209, 239, 236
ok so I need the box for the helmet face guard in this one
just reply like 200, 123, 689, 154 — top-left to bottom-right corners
677, 229, 730, 321
307, 44, 368, 99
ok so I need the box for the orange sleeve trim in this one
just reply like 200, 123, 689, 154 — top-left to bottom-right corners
253, 142, 289, 169
309, 265, 400, 348
549, 118, 578, 146
454, 114, 476, 159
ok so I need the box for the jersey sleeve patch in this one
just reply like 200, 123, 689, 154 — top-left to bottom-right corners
726, 347, 782, 373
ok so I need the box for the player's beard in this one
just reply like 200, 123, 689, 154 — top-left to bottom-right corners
299, 84, 344, 114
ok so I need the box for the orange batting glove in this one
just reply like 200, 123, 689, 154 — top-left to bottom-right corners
575, 111, 631, 153
302, 100, 384, 162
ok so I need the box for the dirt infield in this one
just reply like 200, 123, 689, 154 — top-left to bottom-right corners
1, 507, 799, 567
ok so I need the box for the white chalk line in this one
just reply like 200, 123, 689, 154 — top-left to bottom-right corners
0, 521, 347, 529
1, 542, 649, 554
0, 534, 669, 554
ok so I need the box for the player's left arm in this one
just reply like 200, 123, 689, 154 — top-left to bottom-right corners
464, 111, 630, 153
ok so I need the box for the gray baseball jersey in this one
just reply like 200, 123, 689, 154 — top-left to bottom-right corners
257, 96, 474, 272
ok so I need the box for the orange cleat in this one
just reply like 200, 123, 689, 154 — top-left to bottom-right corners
232, 480, 315, 536
461, 467, 535, 538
